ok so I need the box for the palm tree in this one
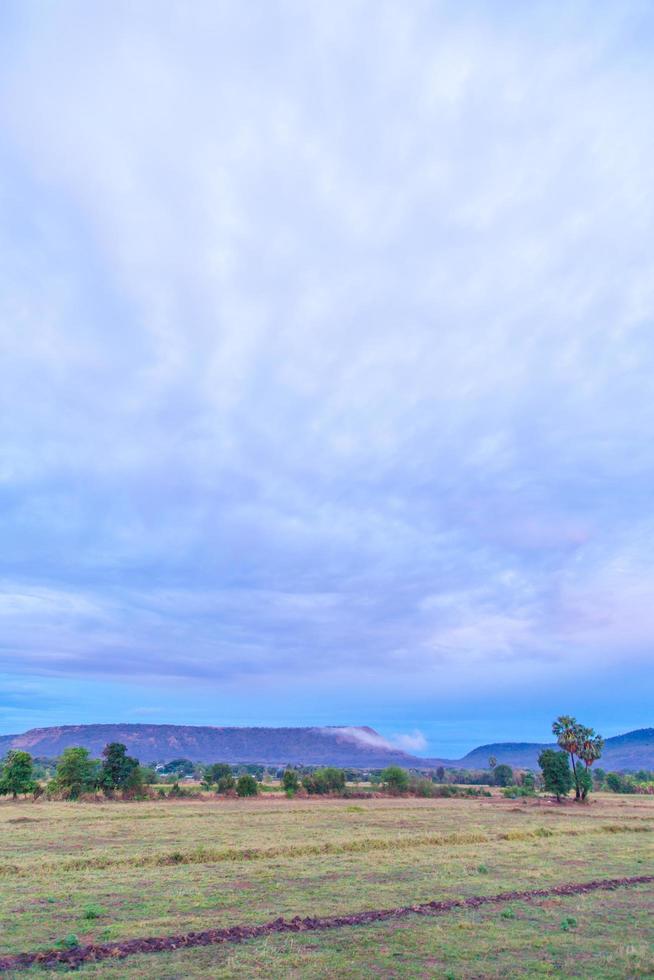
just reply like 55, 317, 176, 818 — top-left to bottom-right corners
577, 729, 604, 786
552, 716, 582, 800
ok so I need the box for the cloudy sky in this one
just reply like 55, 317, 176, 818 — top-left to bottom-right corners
1, 1, 653, 755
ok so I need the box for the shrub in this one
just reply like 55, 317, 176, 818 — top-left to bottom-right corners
381, 766, 410, 794
493, 764, 514, 787
168, 781, 192, 798
204, 763, 232, 788
433, 784, 458, 798
82, 905, 103, 920
606, 772, 636, 794
282, 769, 300, 793
577, 765, 593, 801
501, 785, 535, 799
236, 774, 258, 797
302, 768, 345, 795
216, 774, 235, 794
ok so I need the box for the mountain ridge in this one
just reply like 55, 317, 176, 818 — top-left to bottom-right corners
0, 724, 652, 770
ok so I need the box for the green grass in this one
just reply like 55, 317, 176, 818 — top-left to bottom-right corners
0, 792, 652, 976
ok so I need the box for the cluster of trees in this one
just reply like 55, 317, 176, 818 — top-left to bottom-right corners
0, 744, 269, 801
538, 716, 604, 801
201, 764, 258, 797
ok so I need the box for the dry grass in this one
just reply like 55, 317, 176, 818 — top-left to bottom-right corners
0, 792, 652, 976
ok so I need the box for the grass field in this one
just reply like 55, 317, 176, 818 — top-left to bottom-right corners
0, 792, 652, 977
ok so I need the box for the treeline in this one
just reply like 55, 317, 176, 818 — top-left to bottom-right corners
2, 715, 650, 803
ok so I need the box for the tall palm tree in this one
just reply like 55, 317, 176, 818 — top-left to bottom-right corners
575, 726, 604, 800
552, 715, 581, 799
578, 729, 604, 769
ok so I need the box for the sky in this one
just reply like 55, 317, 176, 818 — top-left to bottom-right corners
1, 1, 653, 757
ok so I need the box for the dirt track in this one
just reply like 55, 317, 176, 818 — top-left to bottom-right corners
0, 875, 651, 972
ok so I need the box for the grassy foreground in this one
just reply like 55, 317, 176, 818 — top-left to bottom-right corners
0, 792, 652, 977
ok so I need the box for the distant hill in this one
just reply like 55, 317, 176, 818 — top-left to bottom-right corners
0, 724, 417, 768
452, 728, 654, 771
1, 724, 652, 770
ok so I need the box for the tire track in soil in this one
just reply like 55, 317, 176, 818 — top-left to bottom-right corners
0, 875, 652, 972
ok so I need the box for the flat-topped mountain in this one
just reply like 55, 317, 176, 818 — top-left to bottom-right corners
1, 724, 652, 770
0, 724, 417, 767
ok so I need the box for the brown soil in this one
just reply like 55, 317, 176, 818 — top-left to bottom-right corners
0, 875, 651, 972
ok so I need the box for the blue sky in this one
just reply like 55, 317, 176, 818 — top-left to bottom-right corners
1, 1, 653, 756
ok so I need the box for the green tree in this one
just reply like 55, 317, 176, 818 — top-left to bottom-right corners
236, 774, 258, 797
606, 772, 635, 794
139, 765, 158, 785
0, 751, 36, 799
380, 766, 410, 794
552, 716, 582, 799
281, 769, 300, 793
301, 767, 346, 795
492, 763, 514, 787
576, 728, 604, 799
522, 772, 536, 792
216, 773, 235, 794
204, 763, 232, 787
538, 749, 573, 802
54, 747, 98, 799
99, 743, 140, 792
577, 765, 593, 800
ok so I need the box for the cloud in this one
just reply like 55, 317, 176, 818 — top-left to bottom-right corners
325, 727, 428, 756
390, 731, 428, 754
1, 1, 654, 740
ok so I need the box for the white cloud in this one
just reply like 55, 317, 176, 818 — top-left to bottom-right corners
0, 2, 653, 729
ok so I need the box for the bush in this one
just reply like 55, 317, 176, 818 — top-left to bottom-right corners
216, 774, 235, 794
577, 765, 593, 800
493, 764, 514, 787
606, 772, 636, 794
282, 769, 300, 794
433, 784, 457, 797
381, 766, 410, 794
168, 781, 192, 798
203, 763, 232, 788
501, 785, 535, 799
301, 768, 345, 795
236, 774, 258, 797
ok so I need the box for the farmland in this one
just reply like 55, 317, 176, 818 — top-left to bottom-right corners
0, 792, 652, 977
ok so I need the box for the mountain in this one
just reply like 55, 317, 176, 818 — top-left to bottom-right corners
1, 724, 652, 770
451, 728, 654, 771
0, 724, 417, 768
